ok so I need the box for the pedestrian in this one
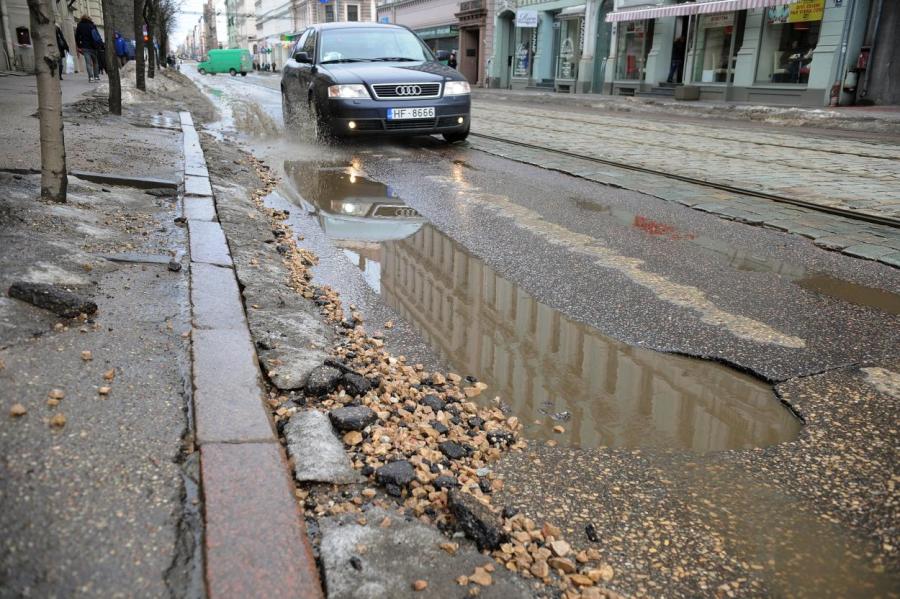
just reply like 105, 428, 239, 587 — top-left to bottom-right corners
448, 50, 457, 69
55, 25, 70, 80
75, 15, 100, 82
272, 61, 276, 72
114, 31, 128, 66
667, 36, 685, 83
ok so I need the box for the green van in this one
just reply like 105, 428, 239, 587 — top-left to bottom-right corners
197, 49, 252, 76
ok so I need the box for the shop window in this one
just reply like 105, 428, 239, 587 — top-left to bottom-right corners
513, 25, 537, 79
346, 4, 359, 22
756, 2, 823, 85
556, 17, 583, 81
616, 20, 653, 81
691, 11, 745, 83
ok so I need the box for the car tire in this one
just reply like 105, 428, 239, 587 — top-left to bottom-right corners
198, 68, 206, 75
443, 127, 470, 143
229, 68, 237, 76
240, 72, 247, 77
282, 91, 301, 133
311, 100, 334, 143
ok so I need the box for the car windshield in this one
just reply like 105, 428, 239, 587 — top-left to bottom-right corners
318, 28, 432, 63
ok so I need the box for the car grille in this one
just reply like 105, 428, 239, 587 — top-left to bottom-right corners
372, 83, 442, 100
384, 118, 437, 130
352, 120, 383, 131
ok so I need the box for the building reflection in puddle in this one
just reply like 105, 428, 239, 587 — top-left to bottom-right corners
285, 161, 801, 453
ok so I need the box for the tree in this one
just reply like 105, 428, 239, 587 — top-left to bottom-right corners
134, 0, 146, 91
156, 0, 179, 65
101, 0, 121, 115
144, 0, 155, 78
26, 0, 67, 202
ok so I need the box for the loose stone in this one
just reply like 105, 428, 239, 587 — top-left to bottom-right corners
329, 405, 376, 431
448, 490, 507, 551
375, 460, 416, 488
305, 365, 343, 396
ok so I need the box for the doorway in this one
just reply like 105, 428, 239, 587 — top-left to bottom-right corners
459, 27, 480, 84
669, 15, 689, 84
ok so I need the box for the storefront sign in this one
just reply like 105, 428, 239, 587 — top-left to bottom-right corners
700, 13, 734, 29
767, 0, 825, 24
516, 10, 539, 28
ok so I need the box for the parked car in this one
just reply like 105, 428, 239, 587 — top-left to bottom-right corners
197, 48, 252, 76
281, 23, 470, 142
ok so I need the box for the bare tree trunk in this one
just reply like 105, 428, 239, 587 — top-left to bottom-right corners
144, 0, 155, 79
100, 0, 121, 115
134, 0, 145, 91
26, 0, 66, 202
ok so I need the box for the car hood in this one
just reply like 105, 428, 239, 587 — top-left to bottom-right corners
322, 61, 463, 84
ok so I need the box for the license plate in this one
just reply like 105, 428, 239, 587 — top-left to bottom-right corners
387, 107, 435, 120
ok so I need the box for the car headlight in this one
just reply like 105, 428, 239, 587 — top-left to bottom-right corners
338, 202, 368, 216
444, 81, 470, 96
328, 84, 370, 99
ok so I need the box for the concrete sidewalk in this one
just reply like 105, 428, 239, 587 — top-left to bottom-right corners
472, 87, 900, 135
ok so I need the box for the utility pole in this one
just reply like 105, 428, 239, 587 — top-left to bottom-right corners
26, 0, 67, 202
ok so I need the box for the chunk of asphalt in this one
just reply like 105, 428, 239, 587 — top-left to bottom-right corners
448, 490, 508, 551
341, 372, 371, 397
284, 410, 362, 484
319, 508, 532, 599
375, 461, 415, 488
422, 394, 446, 413
438, 440, 472, 460
329, 406, 377, 432
305, 365, 342, 396
7, 282, 97, 317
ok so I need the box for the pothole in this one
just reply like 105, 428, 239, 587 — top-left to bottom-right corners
284, 161, 802, 452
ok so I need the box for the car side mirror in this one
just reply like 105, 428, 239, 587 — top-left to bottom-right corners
293, 51, 311, 64
435, 50, 450, 62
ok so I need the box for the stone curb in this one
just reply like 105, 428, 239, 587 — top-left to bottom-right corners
179, 111, 324, 599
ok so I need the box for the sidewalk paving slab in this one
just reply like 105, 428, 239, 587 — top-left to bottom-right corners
202, 442, 324, 599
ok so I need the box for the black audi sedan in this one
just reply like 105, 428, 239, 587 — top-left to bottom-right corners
281, 23, 470, 142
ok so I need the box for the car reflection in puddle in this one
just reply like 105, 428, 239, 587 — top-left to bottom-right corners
284, 162, 801, 453
284, 161, 426, 294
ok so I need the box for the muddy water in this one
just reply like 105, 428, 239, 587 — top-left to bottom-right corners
284, 161, 802, 452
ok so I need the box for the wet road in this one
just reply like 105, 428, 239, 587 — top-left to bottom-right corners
185, 66, 900, 597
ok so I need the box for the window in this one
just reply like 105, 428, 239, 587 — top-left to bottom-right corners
691, 12, 745, 83
346, 5, 359, 22
556, 17, 583, 80
616, 20, 653, 80
302, 29, 316, 58
318, 27, 432, 62
325, 4, 335, 22
756, 3, 823, 85
513, 25, 536, 78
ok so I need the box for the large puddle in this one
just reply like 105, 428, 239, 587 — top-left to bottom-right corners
284, 161, 802, 452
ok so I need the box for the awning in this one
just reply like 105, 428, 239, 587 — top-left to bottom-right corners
605, 0, 797, 23
558, 4, 586, 17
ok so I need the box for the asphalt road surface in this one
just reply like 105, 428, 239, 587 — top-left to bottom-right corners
185, 66, 900, 598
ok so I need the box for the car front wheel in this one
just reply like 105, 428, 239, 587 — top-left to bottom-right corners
240, 72, 247, 77
443, 127, 470, 143
311, 100, 334, 143
229, 68, 237, 76
282, 91, 300, 133
198, 68, 206, 75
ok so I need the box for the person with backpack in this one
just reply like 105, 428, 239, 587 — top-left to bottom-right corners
114, 32, 128, 66
75, 15, 101, 82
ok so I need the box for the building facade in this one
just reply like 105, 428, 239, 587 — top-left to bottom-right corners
487, 0, 613, 92
1, 0, 103, 73
226, 0, 257, 50
603, 0, 879, 106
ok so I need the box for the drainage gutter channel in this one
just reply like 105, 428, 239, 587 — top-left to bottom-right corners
179, 111, 323, 598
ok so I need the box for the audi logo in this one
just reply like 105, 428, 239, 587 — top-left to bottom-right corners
394, 207, 419, 217
395, 85, 422, 96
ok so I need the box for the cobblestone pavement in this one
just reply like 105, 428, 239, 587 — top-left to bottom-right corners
471, 102, 900, 220
470, 103, 900, 268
